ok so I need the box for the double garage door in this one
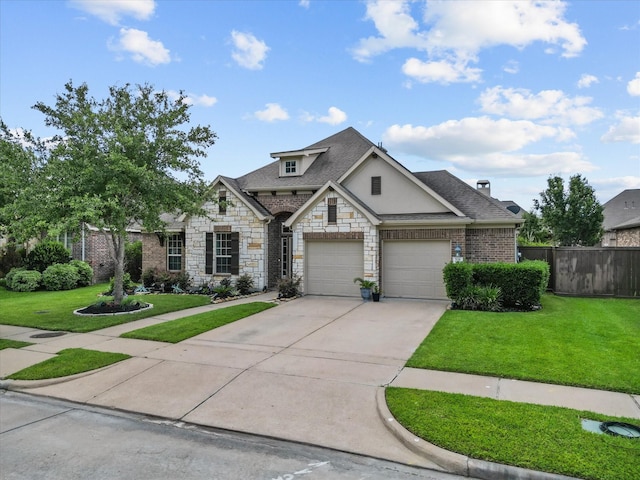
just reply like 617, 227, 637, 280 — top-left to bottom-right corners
305, 239, 450, 299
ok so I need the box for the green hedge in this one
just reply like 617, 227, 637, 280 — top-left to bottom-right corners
5, 268, 42, 292
443, 261, 550, 310
42, 263, 80, 291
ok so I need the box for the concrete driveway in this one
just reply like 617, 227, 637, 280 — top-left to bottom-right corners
6, 296, 448, 468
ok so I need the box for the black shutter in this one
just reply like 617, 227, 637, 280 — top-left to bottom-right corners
205, 233, 213, 275
371, 176, 381, 195
230, 232, 240, 275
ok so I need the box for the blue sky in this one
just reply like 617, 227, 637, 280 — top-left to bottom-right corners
1, 0, 639, 211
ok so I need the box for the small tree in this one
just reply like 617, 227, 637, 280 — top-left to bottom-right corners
25, 81, 217, 304
534, 174, 604, 246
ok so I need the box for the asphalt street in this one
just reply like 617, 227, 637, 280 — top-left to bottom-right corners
0, 391, 478, 480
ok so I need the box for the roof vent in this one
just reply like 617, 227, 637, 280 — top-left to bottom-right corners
377, 142, 387, 153
477, 180, 491, 197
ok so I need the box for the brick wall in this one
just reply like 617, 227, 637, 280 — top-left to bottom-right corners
257, 193, 312, 214
73, 230, 142, 282
380, 228, 465, 258
142, 233, 166, 273
465, 227, 516, 263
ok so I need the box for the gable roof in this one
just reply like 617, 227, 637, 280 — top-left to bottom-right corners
413, 170, 522, 224
213, 176, 272, 220
602, 189, 640, 231
236, 127, 375, 191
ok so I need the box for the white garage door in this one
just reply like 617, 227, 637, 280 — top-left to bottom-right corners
306, 241, 363, 297
383, 240, 450, 299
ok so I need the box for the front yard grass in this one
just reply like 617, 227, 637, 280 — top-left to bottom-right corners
7, 348, 130, 380
0, 284, 211, 332
0, 339, 33, 350
386, 388, 639, 480
121, 302, 276, 343
407, 295, 640, 394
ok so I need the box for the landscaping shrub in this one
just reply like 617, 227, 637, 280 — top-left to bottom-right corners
443, 262, 473, 302
278, 275, 301, 298
235, 274, 254, 295
108, 272, 136, 294
170, 271, 191, 291
125, 240, 142, 282
142, 268, 157, 287
25, 241, 70, 273
443, 261, 549, 311
6, 268, 42, 292
0, 243, 25, 278
70, 260, 93, 286
42, 263, 79, 291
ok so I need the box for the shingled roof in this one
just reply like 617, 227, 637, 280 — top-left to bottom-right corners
602, 189, 640, 231
412, 170, 521, 223
236, 127, 375, 191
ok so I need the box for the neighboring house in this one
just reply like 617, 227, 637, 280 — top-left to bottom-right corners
142, 127, 522, 300
601, 189, 640, 247
63, 226, 143, 282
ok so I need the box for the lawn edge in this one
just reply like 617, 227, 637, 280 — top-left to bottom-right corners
376, 388, 582, 480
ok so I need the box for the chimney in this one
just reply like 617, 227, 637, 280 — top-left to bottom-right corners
477, 180, 491, 197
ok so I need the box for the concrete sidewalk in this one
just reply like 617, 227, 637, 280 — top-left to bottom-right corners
1, 294, 638, 479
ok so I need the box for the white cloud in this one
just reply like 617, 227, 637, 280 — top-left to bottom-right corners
600, 116, 640, 144
299, 0, 310, 8
231, 31, 269, 70
402, 57, 481, 84
577, 74, 599, 89
110, 28, 171, 66
382, 118, 594, 176
627, 72, 640, 96
503, 60, 519, 74
478, 86, 603, 126
254, 103, 289, 122
69, 0, 155, 25
167, 90, 217, 107
301, 107, 348, 125
594, 176, 640, 190
353, 0, 586, 83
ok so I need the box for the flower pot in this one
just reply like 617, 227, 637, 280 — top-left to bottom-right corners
372, 292, 380, 302
360, 287, 371, 300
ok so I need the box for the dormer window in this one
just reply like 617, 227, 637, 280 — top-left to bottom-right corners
285, 160, 297, 175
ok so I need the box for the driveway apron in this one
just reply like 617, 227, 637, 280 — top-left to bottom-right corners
17, 296, 448, 468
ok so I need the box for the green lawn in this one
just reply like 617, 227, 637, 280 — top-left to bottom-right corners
0, 339, 33, 350
387, 388, 639, 480
407, 295, 640, 394
121, 302, 276, 343
7, 348, 130, 380
0, 284, 211, 332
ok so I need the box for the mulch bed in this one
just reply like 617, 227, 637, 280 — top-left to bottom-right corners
77, 301, 149, 315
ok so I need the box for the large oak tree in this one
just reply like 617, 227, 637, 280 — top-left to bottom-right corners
14, 81, 217, 304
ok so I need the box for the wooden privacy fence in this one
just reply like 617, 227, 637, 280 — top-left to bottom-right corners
519, 247, 640, 298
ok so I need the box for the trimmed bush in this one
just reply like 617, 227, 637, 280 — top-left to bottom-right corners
278, 275, 301, 299
70, 260, 93, 286
42, 263, 79, 291
443, 261, 550, 311
6, 268, 42, 292
235, 274, 254, 295
25, 241, 70, 273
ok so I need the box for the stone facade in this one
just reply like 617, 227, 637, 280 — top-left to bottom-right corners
291, 192, 378, 290
615, 227, 640, 247
185, 188, 268, 288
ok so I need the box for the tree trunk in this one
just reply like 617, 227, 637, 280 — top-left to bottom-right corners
109, 232, 127, 305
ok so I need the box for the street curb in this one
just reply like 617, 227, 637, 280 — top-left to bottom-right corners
376, 388, 581, 480
0, 363, 119, 390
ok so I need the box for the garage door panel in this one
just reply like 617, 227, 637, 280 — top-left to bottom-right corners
383, 241, 450, 299
306, 241, 363, 297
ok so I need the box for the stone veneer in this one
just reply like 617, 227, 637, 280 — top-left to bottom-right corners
291, 192, 378, 292
614, 227, 640, 247
185, 188, 268, 288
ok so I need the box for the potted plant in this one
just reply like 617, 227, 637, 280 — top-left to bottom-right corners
372, 284, 381, 302
353, 277, 377, 301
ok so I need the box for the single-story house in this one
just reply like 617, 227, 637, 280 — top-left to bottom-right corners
142, 127, 522, 299
601, 189, 640, 247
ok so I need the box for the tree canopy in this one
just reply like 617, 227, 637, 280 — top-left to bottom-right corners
3, 81, 218, 303
534, 174, 604, 246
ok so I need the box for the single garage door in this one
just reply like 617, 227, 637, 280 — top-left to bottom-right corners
306, 240, 363, 297
383, 240, 450, 299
